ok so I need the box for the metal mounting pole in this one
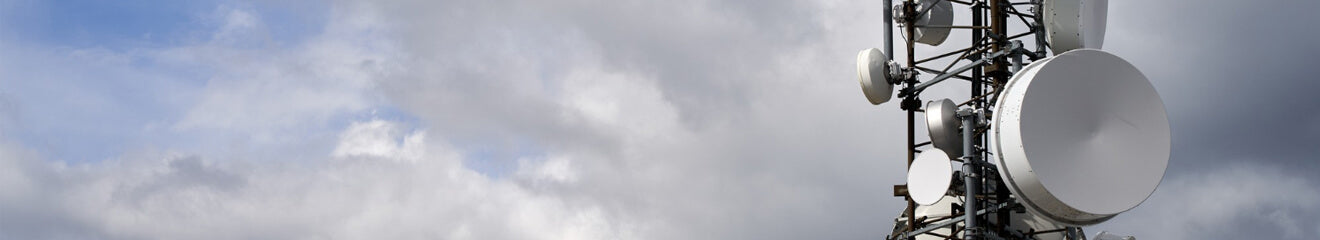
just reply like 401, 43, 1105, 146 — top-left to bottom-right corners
971, 0, 984, 105
960, 109, 979, 240
1011, 50, 1023, 72
1031, 0, 1048, 57
904, 1, 919, 237
884, 0, 894, 59
969, 9, 988, 237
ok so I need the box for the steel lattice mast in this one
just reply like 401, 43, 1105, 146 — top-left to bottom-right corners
878, 0, 1089, 239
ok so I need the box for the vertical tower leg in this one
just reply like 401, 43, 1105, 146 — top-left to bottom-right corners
961, 109, 979, 240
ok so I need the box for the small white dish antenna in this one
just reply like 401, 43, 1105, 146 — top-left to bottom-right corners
857, 48, 896, 105
991, 49, 1169, 225
898, 0, 954, 46
908, 148, 954, 206
925, 98, 963, 157
1044, 0, 1108, 53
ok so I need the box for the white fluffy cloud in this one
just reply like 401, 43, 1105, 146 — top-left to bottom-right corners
170, 5, 394, 134
0, 119, 634, 239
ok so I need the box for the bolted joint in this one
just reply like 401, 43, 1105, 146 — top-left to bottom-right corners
885, 61, 905, 85
957, 109, 989, 128
956, 108, 976, 118
963, 170, 979, 179
900, 97, 923, 111
903, 69, 920, 84
964, 227, 981, 239
892, 2, 915, 26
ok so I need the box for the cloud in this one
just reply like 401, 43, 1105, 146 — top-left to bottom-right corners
0, 0, 907, 238
331, 120, 424, 160
0, 119, 640, 239
170, 6, 393, 134
1096, 162, 1320, 240
1103, 0, 1320, 171
355, 0, 915, 238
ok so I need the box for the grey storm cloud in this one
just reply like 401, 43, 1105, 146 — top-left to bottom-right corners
1075, 1, 1320, 236
1104, 0, 1320, 172
0, 0, 1316, 239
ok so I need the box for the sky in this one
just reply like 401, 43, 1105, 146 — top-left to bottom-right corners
0, 0, 1317, 239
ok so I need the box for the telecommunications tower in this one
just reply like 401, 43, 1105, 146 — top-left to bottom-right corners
854, 0, 1169, 239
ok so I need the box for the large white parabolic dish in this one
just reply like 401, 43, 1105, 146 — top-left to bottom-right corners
900, 0, 954, 46
1044, 0, 1107, 54
926, 98, 963, 157
908, 148, 954, 206
991, 49, 1169, 225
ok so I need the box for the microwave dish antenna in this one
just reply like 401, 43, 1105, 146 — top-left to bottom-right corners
991, 49, 1168, 225
1044, 0, 1108, 53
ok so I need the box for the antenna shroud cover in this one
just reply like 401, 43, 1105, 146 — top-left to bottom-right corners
1044, 0, 1107, 53
991, 49, 1169, 226
857, 48, 894, 105
926, 98, 963, 157
900, 0, 954, 46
